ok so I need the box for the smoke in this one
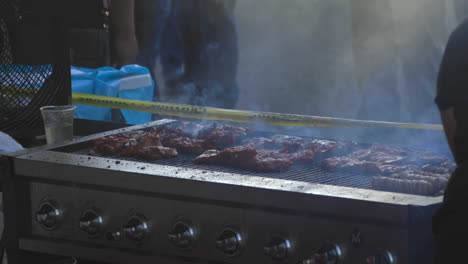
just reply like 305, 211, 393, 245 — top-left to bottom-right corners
230, 0, 463, 156
235, 0, 462, 124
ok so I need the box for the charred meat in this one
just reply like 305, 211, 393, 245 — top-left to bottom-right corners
194, 146, 293, 172
199, 124, 254, 150
306, 139, 358, 160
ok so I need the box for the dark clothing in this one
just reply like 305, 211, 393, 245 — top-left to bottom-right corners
433, 18, 468, 263
134, 0, 172, 100
161, 0, 239, 109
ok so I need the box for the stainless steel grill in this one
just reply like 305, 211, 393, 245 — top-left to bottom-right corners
3, 120, 442, 264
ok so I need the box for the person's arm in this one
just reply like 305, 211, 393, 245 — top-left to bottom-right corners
111, 0, 138, 68
440, 107, 457, 158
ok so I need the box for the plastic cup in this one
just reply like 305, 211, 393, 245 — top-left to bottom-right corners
40, 105, 76, 145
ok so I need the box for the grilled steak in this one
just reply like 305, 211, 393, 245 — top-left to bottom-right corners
241, 137, 278, 149
306, 139, 358, 160
321, 157, 381, 174
198, 124, 254, 150
90, 136, 130, 155
194, 146, 293, 172
90, 132, 177, 160
120, 146, 178, 160
348, 149, 405, 164
271, 135, 305, 153
258, 150, 314, 165
161, 137, 205, 154
372, 176, 437, 196
321, 156, 420, 175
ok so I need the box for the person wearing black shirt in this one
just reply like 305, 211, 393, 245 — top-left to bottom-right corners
433, 18, 468, 263
161, 0, 239, 109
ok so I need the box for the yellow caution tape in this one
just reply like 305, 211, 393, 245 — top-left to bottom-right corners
0, 86, 39, 98
72, 93, 443, 131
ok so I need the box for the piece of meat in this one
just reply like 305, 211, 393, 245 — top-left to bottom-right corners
193, 149, 222, 164
285, 150, 315, 164
321, 156, 419, 175
440, 160, 457, 170
403, 151, 450, 167
152, 125, 192, 139
369, 144, 409, 156
306, 139, 358, 160
321, 157, 381, 174
121, 146, 178, 160
348, 149, 405, 164
89, 136, 130, 155
256, 157, 293, 172
258, 150, 314, 165
372, 176, 436, 196
390, 172, 448, 192
418, 164, 453, 175
376, 164, 419, 175
161, 137, 205, 154
271, 135, 305, 153
242, 137, 279, 150
200, 126, 249, 150
370, 144, 454, 168
194, 146, 293, 172
135, 133, 162, 147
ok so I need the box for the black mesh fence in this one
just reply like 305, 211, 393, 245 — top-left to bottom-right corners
0, 0, 70, 138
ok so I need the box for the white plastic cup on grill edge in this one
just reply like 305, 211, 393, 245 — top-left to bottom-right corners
40, 105, 76, 145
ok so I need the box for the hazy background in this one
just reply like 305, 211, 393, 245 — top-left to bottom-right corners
233, 0, 465, 123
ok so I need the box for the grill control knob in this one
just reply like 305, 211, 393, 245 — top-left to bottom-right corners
215, 229, 243, 255
300, 243, 343, 264
79, 209, 103, 236
168, 221, 196, 249
264, 237, 292, 260
35, 201, 61, 230
366, 250, 397, 264
123, 215, 149, 242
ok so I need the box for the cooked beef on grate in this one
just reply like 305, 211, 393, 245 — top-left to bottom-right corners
321, 156, 419, 175
258, 149, 314, 165
151, 125, 205, 154
90, 132, 178, 160
194, 146, 293, 172
305, 139, 358, 160
160, 137, 205, 154
391, 172, 448, 191
198, 124, 254, 150
377, 164, 419, 175
241, 137, 279, 150
347, 149, 405, 165
370, 144, 454, 168
271, 135, 305, 153
419, 164, 453, 175
372, 170, 448, 196
152, 125, 192, 139
372, 176, 437, 196
368, 144, 409, 156
90, 135, 130, 155
321, 156, 382, 174
120, 145, 178, 160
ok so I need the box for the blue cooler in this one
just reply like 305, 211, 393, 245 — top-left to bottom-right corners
71, 65, 154, 124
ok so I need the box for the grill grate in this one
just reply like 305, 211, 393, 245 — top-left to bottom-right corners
72, 149, 374, 190
149, 154, 374, 189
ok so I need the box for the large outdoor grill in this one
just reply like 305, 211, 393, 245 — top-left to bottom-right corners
2, 119, 442, 264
